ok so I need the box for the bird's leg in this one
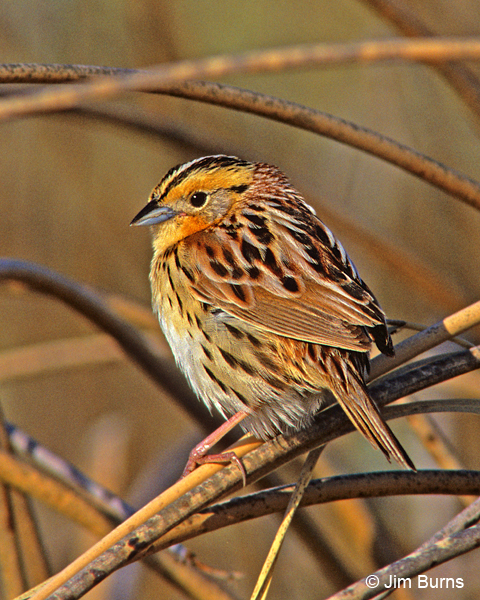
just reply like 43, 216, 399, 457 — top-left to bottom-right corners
182, 411, 248, 484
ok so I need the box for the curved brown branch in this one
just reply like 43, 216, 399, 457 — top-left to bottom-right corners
0, 448, 238, 600
0, 418, 29, 596
1, 57, 480, 210
165, 80, 480, 212
153, 467, 480, 550
145, 398, 480, 551
0, 259, 220, 434
370, 300, 480, 379
3, 38, 480, 85
31, 354, 480, 600
362, 0, 480, 119
4, 93, 469, 318
329, 493, 480, 599
45, 105, 479, 317
3, 267, 480, 600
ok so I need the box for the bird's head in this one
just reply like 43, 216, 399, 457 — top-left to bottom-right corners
130, 155, 257, 252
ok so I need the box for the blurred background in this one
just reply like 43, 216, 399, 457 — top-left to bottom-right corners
1, 1, 480, 598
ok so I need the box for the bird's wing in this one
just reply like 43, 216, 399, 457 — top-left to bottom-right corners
182, 204, 390, 353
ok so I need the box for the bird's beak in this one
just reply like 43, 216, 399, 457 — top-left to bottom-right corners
130, 201, 178, 227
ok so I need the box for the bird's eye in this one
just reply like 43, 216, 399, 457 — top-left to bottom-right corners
189, 191, 208, 208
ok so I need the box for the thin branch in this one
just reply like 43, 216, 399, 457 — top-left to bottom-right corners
0, 409, 50, 590
0, 34, 480, 600
143, 399, 480, 551
26, 356, 480, 600
362, 0, 480, 119
152, 468, 480, 551
0, 259, 221, 435
3, 38, 480, 87
406, 413, 475, 506
251, 446, 324, 600
0, 259, 395, 589
3, 262, 480, 599
371, 348, 480, 409
70, 108, 479, 316
1, 91, 470, 317
407, 413, 465, 470
387, 321, 474, 349
0, 450, 116, 537
1, 428, 240, 600
6, 422, 134, 521
2, 49, 480, 210
370, 300, 480, 380
0, 453, 27, 598
0, 332, 169, 384
328, 493, 480, 599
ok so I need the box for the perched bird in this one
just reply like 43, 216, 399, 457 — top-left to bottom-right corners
131, 155, 414, 475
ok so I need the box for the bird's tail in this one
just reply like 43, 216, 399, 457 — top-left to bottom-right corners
329, 356, 415, 470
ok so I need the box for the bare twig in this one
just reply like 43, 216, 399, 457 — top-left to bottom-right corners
153, 466, 480, 550
0, 450, 116, 536
362, 0, 480, 118
0, 259, 220, 434
406, 413, 475, 506
0, 332, 169, 384
3, 38, 480, 87
2, 46, 480, 209
0, 444, 27, 598
0, 395, 50, 594
24, 354, 480, 600
370, 300, 480, 380
251, 446, 324, 599
0, 427, 238, 600
328, 493, 480, 599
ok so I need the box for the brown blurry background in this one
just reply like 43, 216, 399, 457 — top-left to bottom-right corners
1, 1, 480, 599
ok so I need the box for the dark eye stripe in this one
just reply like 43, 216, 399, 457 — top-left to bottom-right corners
159, 156, 250, 199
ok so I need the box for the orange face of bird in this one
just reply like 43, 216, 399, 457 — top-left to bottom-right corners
130, 156, 255, 252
